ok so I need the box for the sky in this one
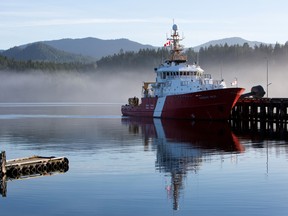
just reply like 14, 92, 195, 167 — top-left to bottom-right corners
0, 0, 288, 50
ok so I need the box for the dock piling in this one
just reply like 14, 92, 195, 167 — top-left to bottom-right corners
230, 98, 288, 133
0, 151, 6, 175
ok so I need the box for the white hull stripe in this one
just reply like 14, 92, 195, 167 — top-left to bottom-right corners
153, 96, 167, 117
153, 118, 166, 139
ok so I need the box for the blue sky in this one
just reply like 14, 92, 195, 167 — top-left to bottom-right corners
1, 0, 287, 49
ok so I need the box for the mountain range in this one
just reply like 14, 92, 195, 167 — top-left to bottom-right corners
1, 42, 94, 63
193, 37, 265, 51
43, 38, 154, 59
0, 37, 269, 63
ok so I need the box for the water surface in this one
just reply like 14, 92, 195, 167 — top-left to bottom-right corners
0, 103, 287, 216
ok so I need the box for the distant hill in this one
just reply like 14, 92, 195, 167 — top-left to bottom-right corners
2, 42, 94, 63
42, 37, 155, 59
193, 37, 265, 51
1, 37, 270, 63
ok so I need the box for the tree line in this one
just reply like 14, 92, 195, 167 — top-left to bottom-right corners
96, 42, 288, 71
1, 42, 288, 72
0, 55, 97, 72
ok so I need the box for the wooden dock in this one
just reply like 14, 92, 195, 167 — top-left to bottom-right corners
1, 151, 69, 177
230, 98, 288, 132
1, 151, 69, 197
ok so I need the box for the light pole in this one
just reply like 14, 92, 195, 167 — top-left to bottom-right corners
266, 58, 272, 98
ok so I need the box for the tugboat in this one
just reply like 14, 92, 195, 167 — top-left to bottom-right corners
121, 24, 245, 120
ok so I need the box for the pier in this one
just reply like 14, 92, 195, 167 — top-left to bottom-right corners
0, 151, 69, 197
230, 98, 288, 133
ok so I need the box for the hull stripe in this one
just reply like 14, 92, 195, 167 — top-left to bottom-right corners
153, 96, 166, 117
153, 118, 166, 138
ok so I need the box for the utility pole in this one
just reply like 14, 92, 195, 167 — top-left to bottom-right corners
266, 58, 272, 98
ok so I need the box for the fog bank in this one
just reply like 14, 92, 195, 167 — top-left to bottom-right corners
0, 70, 153, 103
0, 61, 287, 103
204, 61, 288, 98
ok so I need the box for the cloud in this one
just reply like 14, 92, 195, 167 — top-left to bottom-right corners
0, 14, 228, 28
0, 17, 150, 28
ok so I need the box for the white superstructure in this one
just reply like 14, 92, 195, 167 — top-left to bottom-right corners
146, 24, 226, 98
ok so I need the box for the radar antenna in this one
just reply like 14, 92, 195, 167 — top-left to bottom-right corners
167, 24, 187, 63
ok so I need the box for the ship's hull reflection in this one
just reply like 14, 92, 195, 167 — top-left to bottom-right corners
123, 117, 244, 153
122, 117, 244, 210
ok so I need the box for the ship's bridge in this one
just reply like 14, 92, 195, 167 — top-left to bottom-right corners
155, 62, 204, 82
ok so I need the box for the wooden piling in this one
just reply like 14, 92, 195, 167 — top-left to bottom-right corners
230, 98, 288, 133
0, 151, 6, 175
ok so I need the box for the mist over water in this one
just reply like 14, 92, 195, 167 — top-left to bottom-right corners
203, 61, 288, 97
0, 60, 287, 103
0, 70, 153, 103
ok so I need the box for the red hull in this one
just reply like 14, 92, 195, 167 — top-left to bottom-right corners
121, 88, 244, 120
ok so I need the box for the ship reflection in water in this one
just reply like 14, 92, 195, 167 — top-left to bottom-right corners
122, 117, 244, 210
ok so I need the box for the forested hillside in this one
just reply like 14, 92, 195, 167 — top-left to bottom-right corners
1, 42, 288, 72
2, 42, 94, 63
96, 42, 288, 71
0, 55, 96, 71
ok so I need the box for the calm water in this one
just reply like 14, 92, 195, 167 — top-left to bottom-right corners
0, 103, 288, 216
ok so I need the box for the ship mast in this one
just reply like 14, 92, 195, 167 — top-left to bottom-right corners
167, 24, 187, 63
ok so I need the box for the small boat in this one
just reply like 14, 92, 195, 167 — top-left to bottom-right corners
121, 24, 245, 120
